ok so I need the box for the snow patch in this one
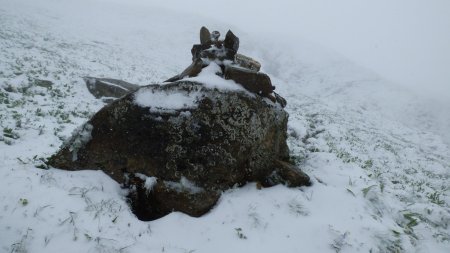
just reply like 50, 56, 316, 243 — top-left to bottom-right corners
135, 173, 158, 192
67, 123, 93, 161
134, 87, 199, 112
185, 62, 246, 91
164, 177, 204, 194
1, 1, 449, 252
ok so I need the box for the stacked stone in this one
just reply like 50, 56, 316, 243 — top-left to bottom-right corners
165, 26, 286, 107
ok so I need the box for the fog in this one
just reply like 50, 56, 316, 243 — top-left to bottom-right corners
98, 0, 450, 142
149, 0, 450, 101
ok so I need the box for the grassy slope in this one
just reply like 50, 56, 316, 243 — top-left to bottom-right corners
0, 1, 448, 252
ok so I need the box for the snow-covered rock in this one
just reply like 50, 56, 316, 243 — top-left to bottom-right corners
48, 80, 310, 220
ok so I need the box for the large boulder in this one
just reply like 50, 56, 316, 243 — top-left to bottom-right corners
48, 80, 310, 220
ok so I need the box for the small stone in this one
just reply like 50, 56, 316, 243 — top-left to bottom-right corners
34, 79, 53, 89
274, 93, 287, 108
211, 31, 220, 42
84, 77, 140, 99
200, 26, 211, 45
191, 43, 211, 61
235, 53, 261, 72
272, 160, 311, 187
224, 65, 274, 96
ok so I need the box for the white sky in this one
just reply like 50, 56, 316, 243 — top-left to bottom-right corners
147, 0, 450, 100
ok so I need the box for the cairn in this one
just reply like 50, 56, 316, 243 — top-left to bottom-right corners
165, 26, 286, 107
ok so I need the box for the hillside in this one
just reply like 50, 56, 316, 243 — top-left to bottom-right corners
0, 1, 449, 252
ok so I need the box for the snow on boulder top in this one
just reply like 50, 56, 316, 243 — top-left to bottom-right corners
82, 26, 286, 108
134, 86, 200, 111
185, 62, 246, 92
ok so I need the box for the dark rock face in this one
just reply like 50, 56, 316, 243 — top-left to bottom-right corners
127, 174, 221, 220
48, 81, 310, 220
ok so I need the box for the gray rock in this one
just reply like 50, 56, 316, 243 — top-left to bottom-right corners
210, 31, 220, 42
84, 77, 140, 99
224, 30, 239, 56
34, 79, 53, 89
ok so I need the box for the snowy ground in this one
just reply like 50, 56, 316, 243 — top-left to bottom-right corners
0, 0, 449, 252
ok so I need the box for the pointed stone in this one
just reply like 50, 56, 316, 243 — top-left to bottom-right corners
200, 26, 211, 45
164, 58, 204, 82
224, 30, 239, 52
179, 58, 204, 78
